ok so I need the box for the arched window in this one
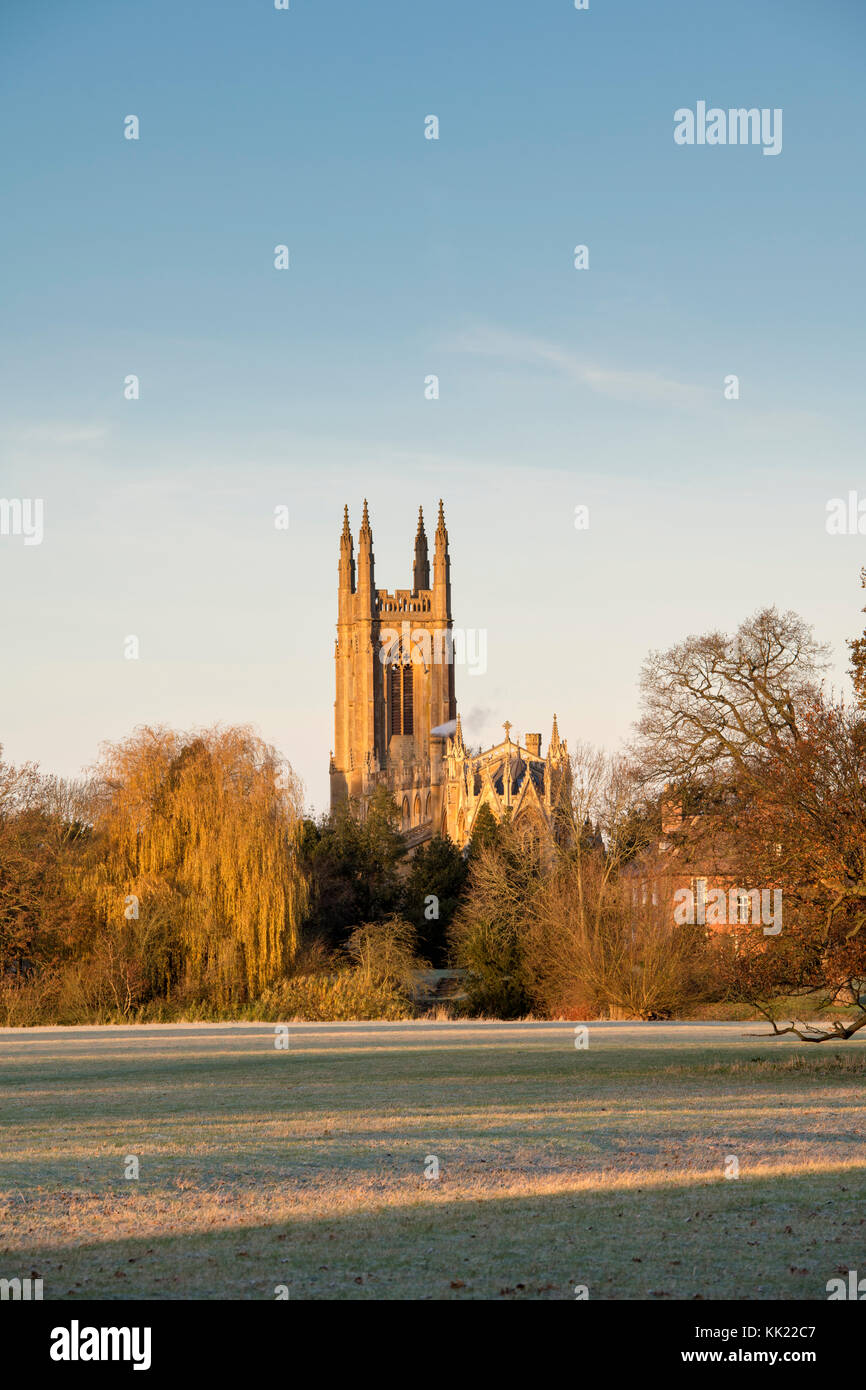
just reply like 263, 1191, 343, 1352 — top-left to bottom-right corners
413, 795, 422, 826
402, 797, 410, 830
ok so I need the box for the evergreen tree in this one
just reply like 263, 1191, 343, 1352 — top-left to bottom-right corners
402, 834, 468, 964
304, 785, 406, 943
468, 802, 499, 856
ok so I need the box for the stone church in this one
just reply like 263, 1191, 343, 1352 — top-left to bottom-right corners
329, 501, 571, 849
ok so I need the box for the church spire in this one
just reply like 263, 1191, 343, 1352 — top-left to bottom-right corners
413, 505, 429, 591
549, 713, 563, 760
453, 711, 465, 755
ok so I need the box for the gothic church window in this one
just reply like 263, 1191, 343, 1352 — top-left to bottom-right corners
390, 664, 401, 735
389, 663, 414, 736
403, 665, 413, 734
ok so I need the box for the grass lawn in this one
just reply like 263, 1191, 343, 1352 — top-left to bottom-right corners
1, 1020, 864, 1300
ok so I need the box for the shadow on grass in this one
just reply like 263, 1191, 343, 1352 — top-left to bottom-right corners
15, 1165, 866, 1302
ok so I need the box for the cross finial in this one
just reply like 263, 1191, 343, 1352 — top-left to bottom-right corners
503, 720, 512, 742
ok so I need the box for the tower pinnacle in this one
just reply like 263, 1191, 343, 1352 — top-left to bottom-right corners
413, 505, 429, 591
356, 499, 374, 601
338, 503, 355, 596
549, 713, 563, 759
432, 498, 451, 618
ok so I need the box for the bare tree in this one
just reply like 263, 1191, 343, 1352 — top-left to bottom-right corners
633, 609, 866, 1042
523, 851, 708, 1020
635, 607, 829, 790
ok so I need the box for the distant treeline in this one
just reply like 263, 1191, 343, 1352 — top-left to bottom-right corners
0, 726, 474, 1023
4, 605, 866, 1036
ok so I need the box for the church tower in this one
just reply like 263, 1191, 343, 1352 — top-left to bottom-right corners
330, 501, 455, 840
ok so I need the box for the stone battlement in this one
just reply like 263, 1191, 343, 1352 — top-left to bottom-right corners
376, 590, 432, 615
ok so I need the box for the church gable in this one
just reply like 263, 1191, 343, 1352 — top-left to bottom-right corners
445, 717, 570, 851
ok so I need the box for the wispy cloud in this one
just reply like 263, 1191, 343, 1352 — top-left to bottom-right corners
11, 422, 110, 446
451, 325, 710, 408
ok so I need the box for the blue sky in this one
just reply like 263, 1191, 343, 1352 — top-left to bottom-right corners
1, 0, 864, 811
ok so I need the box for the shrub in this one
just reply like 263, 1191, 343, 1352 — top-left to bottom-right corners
256, 970, 415, 1021
448, 825, 542, 1017
346, 916, 425, 992
523, 855, 711, 1020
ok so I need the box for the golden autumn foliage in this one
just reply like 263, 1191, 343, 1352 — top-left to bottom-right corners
256, 969, 415, 1022
83, 725, 308, 1003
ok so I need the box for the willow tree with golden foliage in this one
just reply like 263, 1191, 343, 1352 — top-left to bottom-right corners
85, 725, 308, 1004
